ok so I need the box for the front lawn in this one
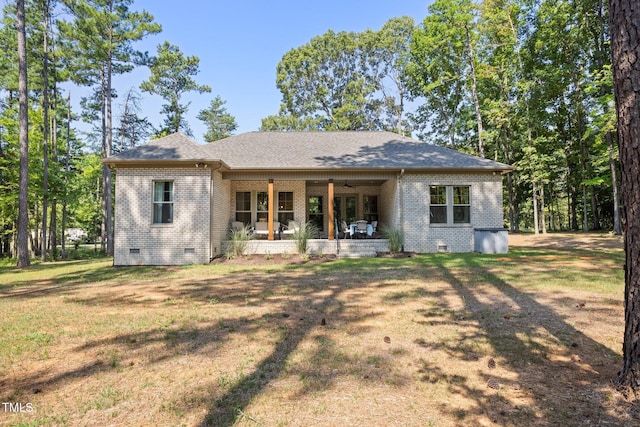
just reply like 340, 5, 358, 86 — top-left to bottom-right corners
1, 233, 636, 426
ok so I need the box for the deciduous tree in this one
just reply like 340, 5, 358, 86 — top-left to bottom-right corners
274, 30, 379, 131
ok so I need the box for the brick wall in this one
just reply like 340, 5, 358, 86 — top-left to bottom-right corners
114, 169, 506, 264
211, 170, 230, 258
400, 173, 505, 253
114, 168, 211, 265
379, 177, 399, 231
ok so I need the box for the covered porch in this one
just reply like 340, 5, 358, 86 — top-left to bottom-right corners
226, 173, 399, 242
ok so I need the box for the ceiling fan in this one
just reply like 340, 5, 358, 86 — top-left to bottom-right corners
343, 181, 357, 188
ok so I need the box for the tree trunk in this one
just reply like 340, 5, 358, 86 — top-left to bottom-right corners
591, 186, 601, 230
106, 55, 114, 257
540, 184, 547, 234
100, 66, 107, 255
465, 24, 484, 158
533, 181, 539, 235
104, 0, 114, 257
41, 3, 50, 262
49, 24, 58, 260
582, 185, 589, 231
608, 130, 623, 234
16, 0, 30, 268
570, 186, 578, 230
610, 0, 640, 395
33, 200, 40, 258
62, 92, 71, 259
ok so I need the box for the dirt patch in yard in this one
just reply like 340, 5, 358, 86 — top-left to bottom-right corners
1, 233, 637, 426
509, 231, 623, 251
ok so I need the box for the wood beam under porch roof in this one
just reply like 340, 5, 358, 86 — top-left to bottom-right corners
328, 179, 334, 240
268, 178, 274, 240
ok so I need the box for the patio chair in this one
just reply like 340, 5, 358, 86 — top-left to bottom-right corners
281, 220, 299, 237
253, 221, 281, 238
355, 220, 368, 238
341, 220, 351, 239
371, 221, 378, 237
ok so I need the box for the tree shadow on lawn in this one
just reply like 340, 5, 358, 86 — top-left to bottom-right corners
2, 259, 414, 426
4, 251, 635, 425
197, 260, 419, 426
421, 254, 637, 426
0, 259, 178, 298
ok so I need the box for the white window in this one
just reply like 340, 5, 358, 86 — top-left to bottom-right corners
430, 185, 470, 225
278, 192, 294, 223
153, 181, 174, 224
235, 191, 251, 225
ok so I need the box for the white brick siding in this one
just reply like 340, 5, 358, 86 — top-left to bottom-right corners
113, 169, 506, 264
211, 170, 230, 258
114, 168, 211, 265
379, 177, 399, 231
399, 173, 504, 253
240, 238, 390, 256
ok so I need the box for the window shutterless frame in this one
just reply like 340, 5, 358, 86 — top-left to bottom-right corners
235, 191, 251, 225
278, 191, 294, 224
452, 186, 471, 224
153, 181, 174, 224
429, 185, 471, 225
429, 186, 448, 224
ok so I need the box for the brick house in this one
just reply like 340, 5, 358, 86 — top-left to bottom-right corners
105, 131, 512, 265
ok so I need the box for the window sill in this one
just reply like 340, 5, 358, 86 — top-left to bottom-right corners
151, 223, 174, 228
429, 223, 473, 228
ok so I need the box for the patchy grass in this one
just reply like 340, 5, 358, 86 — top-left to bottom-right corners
0, 233, 637, 426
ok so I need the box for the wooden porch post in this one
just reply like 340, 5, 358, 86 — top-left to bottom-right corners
328, 179, 334, 240
268, 179, 274, 240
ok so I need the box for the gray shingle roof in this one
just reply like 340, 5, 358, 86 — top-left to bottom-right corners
106, 131, 512, 171
106, 132, 208, 161
201, 131, 511, 171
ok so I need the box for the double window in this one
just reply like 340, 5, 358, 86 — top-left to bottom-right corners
430, 185, 470, 225
153, 181, 174, 224
234, 191, 295, 225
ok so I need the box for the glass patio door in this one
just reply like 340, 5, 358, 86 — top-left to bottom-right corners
334, 195, 357, 225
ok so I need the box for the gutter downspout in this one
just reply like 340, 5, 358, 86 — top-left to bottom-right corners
207, 161, 223, 262
399, 168, 405, 253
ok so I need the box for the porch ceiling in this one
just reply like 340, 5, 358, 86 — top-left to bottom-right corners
306, 179, 387, 187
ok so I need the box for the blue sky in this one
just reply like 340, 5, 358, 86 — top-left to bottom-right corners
108, 0, 432, 142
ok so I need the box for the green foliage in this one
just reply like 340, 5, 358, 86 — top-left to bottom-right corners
381, 225, 404, 254
260, 109, 322, 131
226, 224, 252, 258
294, 221, 318, 255
67, 153, 102, 239
0, 0, 625, 264
406, 0, 477, 150
140, 41, 211, 136
59, 0, 162, 87
197, 96, 238, 142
